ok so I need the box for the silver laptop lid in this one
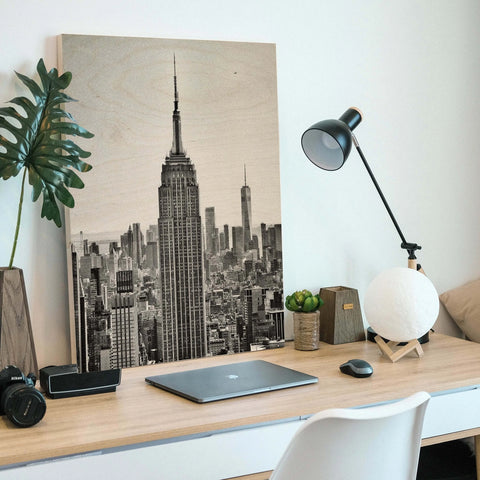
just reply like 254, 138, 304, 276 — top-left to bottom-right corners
145, 360, 318, 403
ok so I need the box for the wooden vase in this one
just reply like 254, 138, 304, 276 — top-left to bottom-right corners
293, 311, 320, 351
0, 267, 38, 375
319, 286, 365, 344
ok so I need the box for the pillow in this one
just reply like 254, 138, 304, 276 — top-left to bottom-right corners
439, 278, 480, 342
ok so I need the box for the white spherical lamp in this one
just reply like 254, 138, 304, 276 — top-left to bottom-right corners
364, 267, 439, 343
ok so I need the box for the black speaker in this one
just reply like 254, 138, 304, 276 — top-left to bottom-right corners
39, 365, 121, 399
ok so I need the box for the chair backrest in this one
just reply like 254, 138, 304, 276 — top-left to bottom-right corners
270, 391, 430, 480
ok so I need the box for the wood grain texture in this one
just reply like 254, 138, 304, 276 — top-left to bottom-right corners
375, 336, 424, 362
319, 286, 366, 344
0, 268, 38, 375
1, 333, 480, 467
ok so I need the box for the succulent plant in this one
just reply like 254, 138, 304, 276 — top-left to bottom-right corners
285, 289, 324, 313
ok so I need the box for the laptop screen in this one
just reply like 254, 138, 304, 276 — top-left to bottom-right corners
145, 360, 318, 403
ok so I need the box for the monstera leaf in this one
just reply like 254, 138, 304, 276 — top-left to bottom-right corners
0, 59, 93, 268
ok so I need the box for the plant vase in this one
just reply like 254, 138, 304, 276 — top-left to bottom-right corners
0, 267, 38, 375
293, 311, 320, 351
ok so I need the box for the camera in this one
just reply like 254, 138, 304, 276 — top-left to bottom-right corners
0, 365, 46, 427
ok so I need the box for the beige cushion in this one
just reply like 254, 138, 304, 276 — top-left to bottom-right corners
440, 278, 480, 342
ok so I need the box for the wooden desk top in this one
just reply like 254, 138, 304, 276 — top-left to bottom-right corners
2, 333, 480, 467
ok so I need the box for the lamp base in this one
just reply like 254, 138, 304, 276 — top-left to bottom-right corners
374, 335, 424, 363
366, 326, 430, 345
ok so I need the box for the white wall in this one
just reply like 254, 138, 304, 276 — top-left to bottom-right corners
1, 0, 479, 368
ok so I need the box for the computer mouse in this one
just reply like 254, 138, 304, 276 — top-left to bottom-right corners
339, 359, 373, 378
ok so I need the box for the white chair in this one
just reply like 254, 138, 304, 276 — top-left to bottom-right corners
270, 391, 430, 480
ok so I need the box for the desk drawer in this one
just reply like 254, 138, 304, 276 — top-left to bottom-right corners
0, 420, 303, 480
422, 386, 480, 439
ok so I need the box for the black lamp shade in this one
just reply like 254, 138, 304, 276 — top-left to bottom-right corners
301, 108, 362, 171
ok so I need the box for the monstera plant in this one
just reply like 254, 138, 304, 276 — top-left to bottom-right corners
0, 59, 93, 269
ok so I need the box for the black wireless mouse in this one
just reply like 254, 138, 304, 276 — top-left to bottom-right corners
339, 359, 373, 378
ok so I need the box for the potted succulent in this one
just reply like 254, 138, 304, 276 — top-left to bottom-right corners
0, 59, 93, 374
285, 290, 324, 351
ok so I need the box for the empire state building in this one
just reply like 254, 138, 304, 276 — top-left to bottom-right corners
157, 59, 207, 362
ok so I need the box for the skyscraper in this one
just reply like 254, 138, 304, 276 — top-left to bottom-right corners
71, 246, 88, 372
242, 287, 265, 350
205, 206, 218, 256
110, 294, 139, 368
132, 222, 144, 268
223, 224, 230, 251
241, 165, 252, 251
232, 226, 244, 260
120, 225, 133, 259
157, 58, 207, 362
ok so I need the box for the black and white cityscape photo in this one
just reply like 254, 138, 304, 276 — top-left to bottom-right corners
60, 35, 284, 372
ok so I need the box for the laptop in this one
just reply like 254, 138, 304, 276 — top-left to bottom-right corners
145, 360, 318, 403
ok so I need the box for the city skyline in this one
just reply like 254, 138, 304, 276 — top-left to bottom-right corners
70, 170, 270, 239
71, 167, 284, 369
63, 35, 283, 371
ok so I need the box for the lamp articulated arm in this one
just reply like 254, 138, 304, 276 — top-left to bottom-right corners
301, 107, 424, 272
352, 134, 423, 271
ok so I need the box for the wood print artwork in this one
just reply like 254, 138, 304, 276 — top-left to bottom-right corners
59, 35, 283, 371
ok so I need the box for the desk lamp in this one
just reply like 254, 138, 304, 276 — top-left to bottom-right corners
301, 108, 423, 271
301, 108, 438, 361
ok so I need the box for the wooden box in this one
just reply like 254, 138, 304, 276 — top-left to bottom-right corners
319, 286, 365, 344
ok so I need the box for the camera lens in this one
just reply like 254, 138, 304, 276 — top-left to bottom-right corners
1, 384, 46, 427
